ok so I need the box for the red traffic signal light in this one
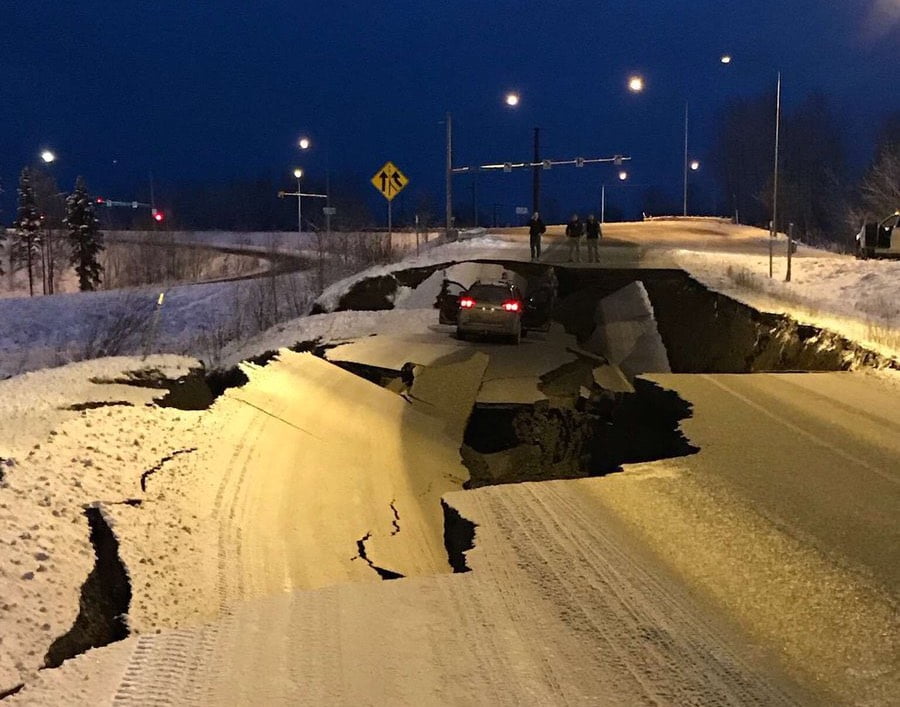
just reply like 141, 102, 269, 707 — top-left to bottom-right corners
151, 208, 164, 222
96, 197, 105, 204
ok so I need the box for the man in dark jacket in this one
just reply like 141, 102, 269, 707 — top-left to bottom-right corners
527, 212, 546, 261
584, 213, 602, 263
565, 213, 583, 262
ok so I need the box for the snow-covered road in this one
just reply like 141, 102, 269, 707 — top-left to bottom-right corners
3, 219, 900, 704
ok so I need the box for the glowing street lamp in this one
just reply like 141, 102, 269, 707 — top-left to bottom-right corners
504, 92, 520, 107
602, 171, 629, 224
41, 150, 56, 164
628, 75, 644, 93
298, 137, 310, 150
690, 160, 700, 171
720, 55, 732, 64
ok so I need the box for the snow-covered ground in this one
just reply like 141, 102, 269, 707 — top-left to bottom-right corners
673, 247, 900, 360
2, 219, 899, 701
0, 228, 490, 380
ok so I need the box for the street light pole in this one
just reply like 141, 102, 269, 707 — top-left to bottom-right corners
532, 127, 541, 215
683, 101, 689, 217
293, 169, 303, 240
769, 71, 782, 279
40, 150, 57, 295
445, 112, 453, 238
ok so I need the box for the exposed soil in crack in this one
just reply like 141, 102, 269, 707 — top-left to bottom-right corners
462, 378, 698, 487
43, 506, 131, 670
354, 532, 405, 580
441, 499, 476, 573
90, 367, 214, 410
140, 448, 197, 492
552, 267, 900, 373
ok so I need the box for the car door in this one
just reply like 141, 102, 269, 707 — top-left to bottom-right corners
436, 280, 466, 324
522, 285, 554, 332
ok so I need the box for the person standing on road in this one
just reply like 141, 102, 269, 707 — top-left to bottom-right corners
565, 213, 583, 262
584, 213, 602, 263
527, 211, 546, 261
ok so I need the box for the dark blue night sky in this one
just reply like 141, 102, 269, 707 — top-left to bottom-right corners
2, 1, 898, 223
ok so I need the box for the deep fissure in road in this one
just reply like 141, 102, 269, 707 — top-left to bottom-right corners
441, 499, 476, 572
552, 267, 897, 373
462, 377, 698, 487
43, 506, 132, 670
334, 261, 897, 373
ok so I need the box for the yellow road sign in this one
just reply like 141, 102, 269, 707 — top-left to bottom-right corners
371, 161, 409, 201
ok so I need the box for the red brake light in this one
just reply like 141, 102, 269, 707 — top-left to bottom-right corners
459, 297, 475, 309
502, 300, 521, 312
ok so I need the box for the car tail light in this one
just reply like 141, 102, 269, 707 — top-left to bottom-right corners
459, 297, 476, 309
502, 300, 521, 312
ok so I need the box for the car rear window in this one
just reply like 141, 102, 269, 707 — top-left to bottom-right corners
467, 284, 513, 304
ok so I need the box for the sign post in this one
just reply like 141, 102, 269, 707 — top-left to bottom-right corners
371, 160, 409, 259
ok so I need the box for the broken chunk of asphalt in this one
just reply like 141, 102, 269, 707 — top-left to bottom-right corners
205, 339, 337, 400
354, 532, 405, 580
43, 505, 131, 671
140, 448, 197, 492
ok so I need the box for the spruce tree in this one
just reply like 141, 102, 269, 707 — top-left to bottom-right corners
65, 176, 104, 291
12, 167, 42, 296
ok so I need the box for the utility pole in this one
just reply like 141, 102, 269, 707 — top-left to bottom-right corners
532, 127, 541, 215
445, 112, 453, 238
682, 101, 689, 217
769, 71, 782, 278
786, 222, 794, 282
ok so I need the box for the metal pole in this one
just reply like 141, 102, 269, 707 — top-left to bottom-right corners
445, 112, 452, 238
683, 100, 689, 217
47, 226, 53, 294
770, 71, 782, 279
532, 127, 541, 215
296, 176, 302, 243
387, 199, 392, 259
601, 185, 606, 224
786, 222, 793, 282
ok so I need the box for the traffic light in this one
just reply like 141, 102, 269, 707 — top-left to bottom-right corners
151, 208, 164, 223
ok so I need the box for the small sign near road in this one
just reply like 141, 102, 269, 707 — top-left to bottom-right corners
322, 206, 337, 215
371, 161, 409, 201
515, 207, 529, 215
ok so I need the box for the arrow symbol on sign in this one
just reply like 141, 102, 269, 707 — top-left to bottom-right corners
380, 171, 389, 192
392, 172, 404, 191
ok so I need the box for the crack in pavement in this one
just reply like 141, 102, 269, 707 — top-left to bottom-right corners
389, 501, 401, 536
354, 532, 405, 580
228, 396, 322, 438
140, 448, 197, 492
